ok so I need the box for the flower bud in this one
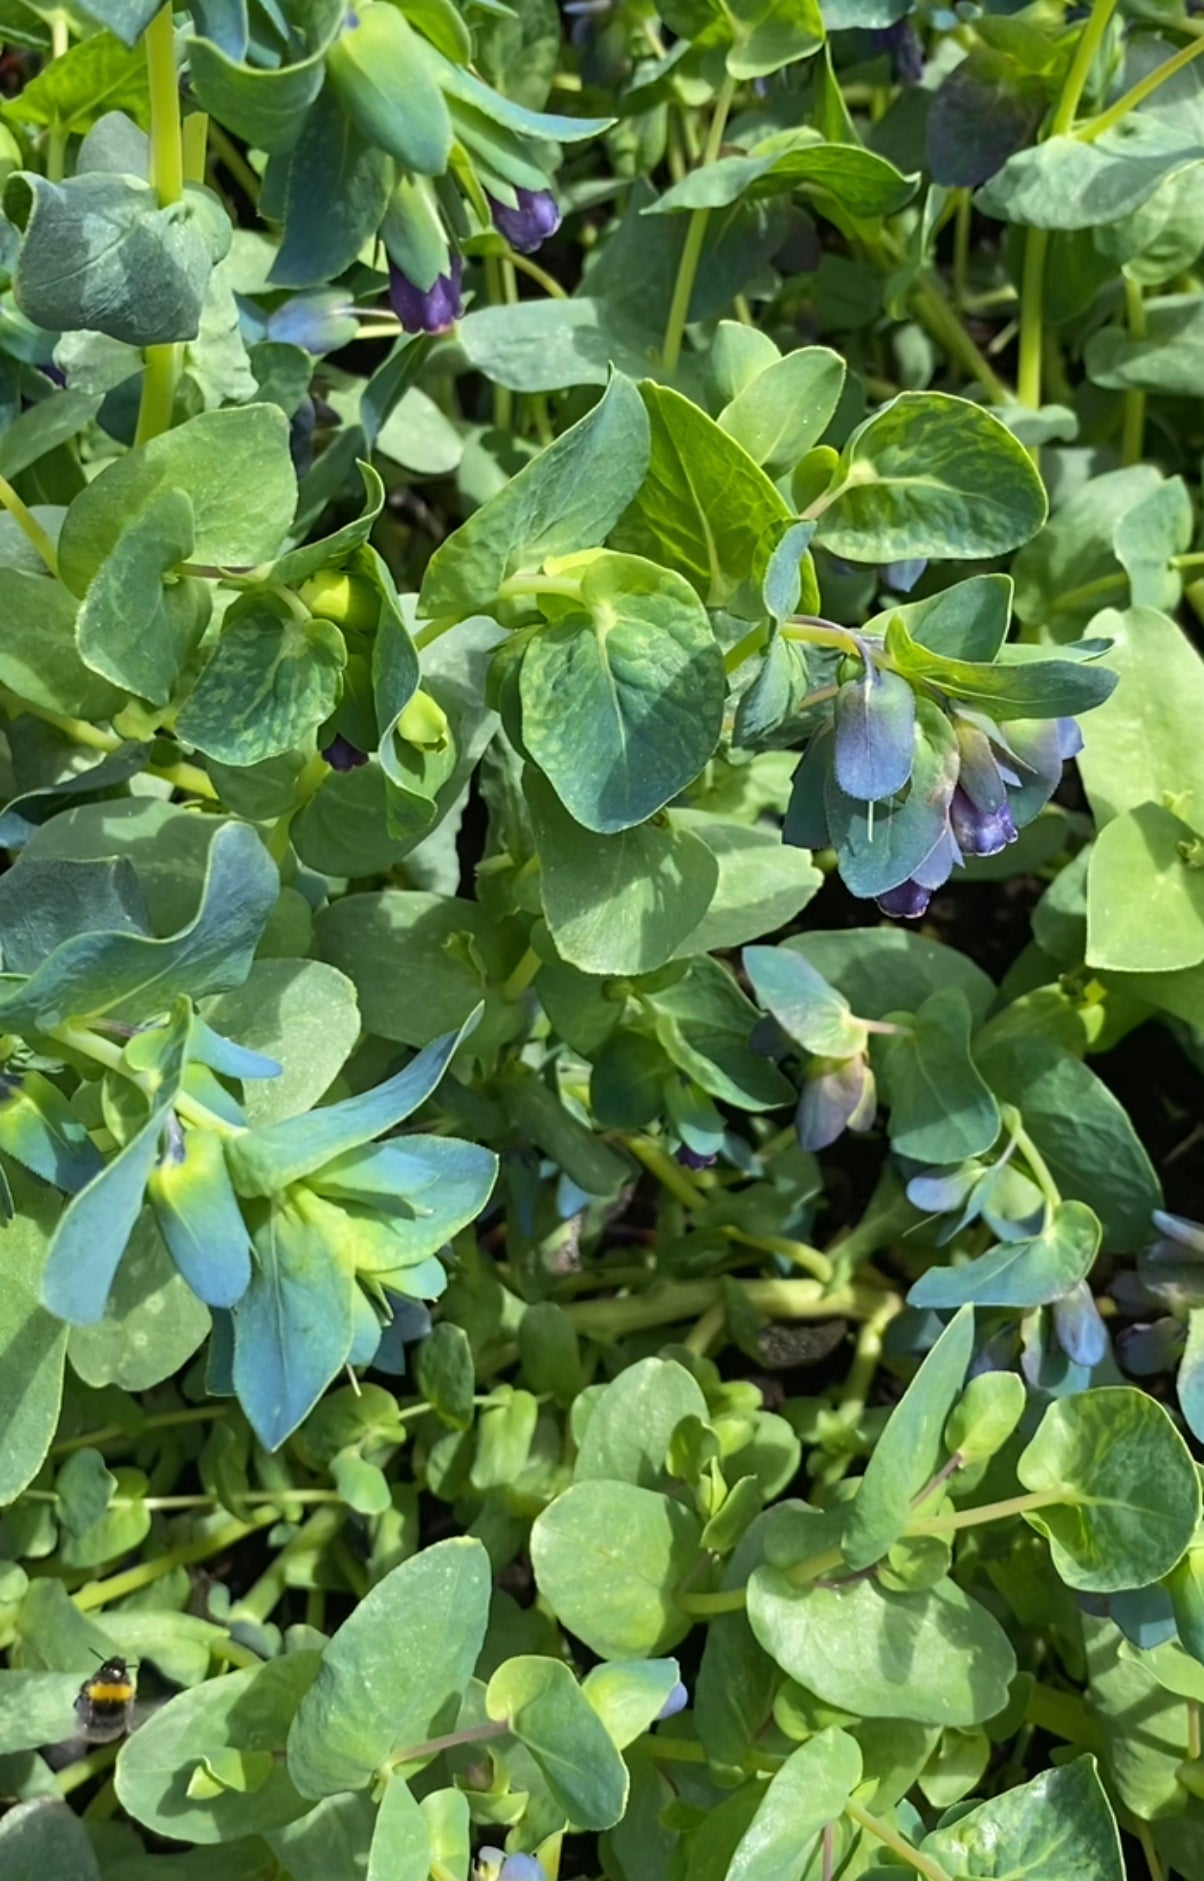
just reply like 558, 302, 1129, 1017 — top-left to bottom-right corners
797, 1054, 876, 1151
395, 688, 450, 750
489, 187, 562, 254
299, 568, 380, 634
1053, 1281, 1108, 1369
388, 256, 463, 334
949, 785, 1017, 858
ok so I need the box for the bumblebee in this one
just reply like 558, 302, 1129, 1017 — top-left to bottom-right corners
74, 1655, 137, 1743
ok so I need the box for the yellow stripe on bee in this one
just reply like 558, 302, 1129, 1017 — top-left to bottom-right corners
86, 1681, 134, 1702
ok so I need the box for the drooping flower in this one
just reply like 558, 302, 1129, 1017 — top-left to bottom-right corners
489, 188, 561, 254
388, 255, 464, 334
473, 1853, 547, 1881
322, 734, 368, 772
949, 785, 1018, 858
656, 1680, 689, 1720
876, 877, 932, 920
797, 1054, 876, 1150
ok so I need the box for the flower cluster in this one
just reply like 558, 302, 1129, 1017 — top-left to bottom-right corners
785, 624, 1086, 920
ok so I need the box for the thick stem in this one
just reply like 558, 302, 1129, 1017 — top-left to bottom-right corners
135, 6, 185, 446
1120, 276, 1147, 466
387, 1718, 508, 1771
565, 1276, 883, 1341
0, 473, 58, 574
1016, 0, 1122, 412
662, 75, 737, 372
45, 11, 70, 181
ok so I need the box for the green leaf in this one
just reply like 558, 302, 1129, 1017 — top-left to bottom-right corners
6, 172, 230, 346
115, 1652, 319, 1842
188, 0, 345, 152
230, 1196, 354, 1450
367, 1776, 431, 1881
884, 612, 1116, 720
148, 1127, 251, 1310
226, 1016, 475, 1197
0, 820, 278, 1031
270, 87, 394, 288
326, 5, 451, 175
975, 1036, 1159, 1251
843, 1306, 975, 1571
0, 1800, 102, 1881
747, 1570, 1016, 1725
646, 957, 796, 1109
416, 1321, 475, 1429
977, 127, 1204, 232
519, 553, 725, 834
315, 891, 502, 1047
177, 597, 346, 764
0, 565, 121, 721
419, 40, 614, 142
718, 346, 845, 475
921, 1755, 1123, 1880
527, 770, 719, 976
287, 1537, 492, 1797
506, 1067, 631, 1197
75, 488, 199, 706
788, 927, 995, 1024
419, 372, 649, 618
5, 27, 148, 132
201, 958, 360, 1128
611, 382, 791, 614
669, 817, 821, 957
648, 133, 917, 221
0, 390, 102, 480
582, 1659, 682, 1750
815, 393, 1047, 562
828, 696, 959, 901
0, 1172, 66, 1506
59, 404, 297, 596
530, 1479, 702, 1659
1086, 293, 1204, 397
879, 988, 1001, 1163
1077, 603, 1204, 830
910, 1201, 1102, 1310
574, 1356, 708, 1490
864, 573, 1014, 662
726, 1728, 863, 1881
1086, 802, 1204, 974
1017, 1387, 1201, 1592
486, 1656, 629, 1829
65, 1209, 208, 1392
41, 1004, 190, 1325
742, 943, 865, 1056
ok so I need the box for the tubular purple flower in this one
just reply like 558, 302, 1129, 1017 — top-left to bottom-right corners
322, 734, 368, 772
388, 255, 463, 333
489, 188, 562, 255
949, 786, 1018, 858
1053, 1282, 1108, 1368
876, 878, 931, 920
1149, 1210, 1204, 1261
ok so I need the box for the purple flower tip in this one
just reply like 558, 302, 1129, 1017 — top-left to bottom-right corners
322, 734, 368, 772
474, 1857, 547, 1881
949, 786, 1018, 858
876, 878, 931, 920
676, 1145, 716, 1170
656, 1680, 689, 1720
388, 255, 463, 334
489, 188, 561, 255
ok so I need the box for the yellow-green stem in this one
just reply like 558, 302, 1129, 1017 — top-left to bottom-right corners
844, 1800, 953, 1881
1079, 34, 1204, 141
135, 7, 185, 445
0, 472, 58, 574
1121, 276, 1147, 466
662, 75, 737, 372
1016, 0, 1122, 413
508, 250, 567, 298
45, 11, 70, 181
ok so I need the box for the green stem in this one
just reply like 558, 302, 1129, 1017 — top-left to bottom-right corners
1001, 1105, 1062, 1212
1079, 34, 1204, 141
1121, 276, 1147, 465
208, 120, 261, 202
629, 1136, 707, 1210
844, 1800, 953, 1881
508, 249, 567, 298
676, 1586, 748, 1616
907, 1487, 1063, 1536
51, 1404, 225, 1457
0, 474, 58, 574
566, 1276, 884, 1341
135, 5, 185, 446
48, 1020, 243, 1139
45, 11, 70, 182
235, 1505, 346, 1625
501, 946, 543, 1001
721, 1226, 833, 1285
1016, 0, 1122, 412
71, 1511, 276, 1611
662, 75, 737, 372
497, 572, 583, 605
723, 623, 769, 675
910, 278, 1009, 404
387, 1718, 508, 1771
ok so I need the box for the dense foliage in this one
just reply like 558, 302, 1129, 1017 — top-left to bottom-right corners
2, 0, 1204, 1877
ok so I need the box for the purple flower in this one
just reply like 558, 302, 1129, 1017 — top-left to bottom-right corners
1053, 1282, 1108, 1368
388, 255, 463, 333
657, 1680, 689, 1720
322, 734, 368, 772
876, 878, 932, 920
489, 188, 561, 255
473, 1854, 547, 1881
871, 20, 924, 83
949, 786, 1018, 858
677, 1144, 716, 1170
